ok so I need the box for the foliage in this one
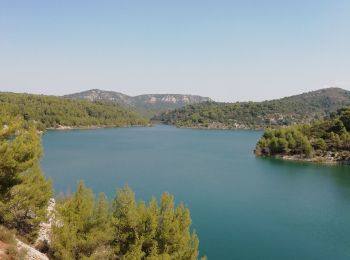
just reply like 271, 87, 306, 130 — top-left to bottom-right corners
0, 225, 16, 244
50, 182, 113, 259
112, 186, 199, 259
0, 117, 52, 241
256, 127, 313, 156
255, 107, 350, 160
0, 92, 149, 129
51, 183, 203, 260
157, 88, 350, 129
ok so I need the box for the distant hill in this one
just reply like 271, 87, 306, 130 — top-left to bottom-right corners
157, 87, 350, 129
0, 92, 149, 129
65, 89, 212, 117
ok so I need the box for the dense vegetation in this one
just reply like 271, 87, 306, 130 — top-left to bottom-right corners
157, 88, 350, 129
0, 116, 204, 259
51, 182, 203, 259
0, 92, 149, 129
0, 116, 52, 242
255, 107, 350, 163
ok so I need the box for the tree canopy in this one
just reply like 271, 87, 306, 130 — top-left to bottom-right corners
51, 183, 204, 260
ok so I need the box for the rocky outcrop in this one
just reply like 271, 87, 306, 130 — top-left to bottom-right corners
35, 198, 56, 247
0, 197, 55, 260
6, 198, 56, 260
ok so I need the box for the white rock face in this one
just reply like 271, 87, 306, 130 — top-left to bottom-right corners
161, 95, 177, 103
182, 96, 190, 102
148, 97, 158, 104
16, 240, 49, 260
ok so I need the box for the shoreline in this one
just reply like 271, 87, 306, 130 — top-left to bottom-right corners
256, 154, 350, 166
169, 123, 264, 131
46, 124, 152, 131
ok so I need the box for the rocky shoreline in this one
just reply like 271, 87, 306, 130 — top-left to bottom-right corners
172, 122, 262, 130
257, 153, 350, 166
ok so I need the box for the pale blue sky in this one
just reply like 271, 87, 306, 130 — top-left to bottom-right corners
1, 0, 349, 101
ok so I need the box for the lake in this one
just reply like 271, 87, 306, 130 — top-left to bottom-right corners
42, 125, 350, 260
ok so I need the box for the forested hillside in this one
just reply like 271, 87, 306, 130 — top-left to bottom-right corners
0, 92, 149, 129
158, 88, 350, 129
255, 107, 350, 163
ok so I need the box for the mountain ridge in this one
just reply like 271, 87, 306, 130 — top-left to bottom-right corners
64, 89, 212, 118
65, 89, 212, 111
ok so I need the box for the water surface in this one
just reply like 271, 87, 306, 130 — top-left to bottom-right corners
42, 125, 350, 259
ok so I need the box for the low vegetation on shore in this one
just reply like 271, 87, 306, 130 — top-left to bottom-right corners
0, 116, 204, 259
0, 92, 149, 130
255, 107, 350, 163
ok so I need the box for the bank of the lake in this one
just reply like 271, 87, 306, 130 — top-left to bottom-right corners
46, 124, 152, 131
256, 153, 350, 166
42, 125, 350, 260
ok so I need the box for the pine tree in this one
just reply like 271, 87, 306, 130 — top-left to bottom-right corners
0, 116, 52, 241
88, 193, 114, 256
111, 187, 201, 260
111, 185, 140, 256
51, 182, 114, 259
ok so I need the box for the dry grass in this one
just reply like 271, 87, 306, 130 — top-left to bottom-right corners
0, 225, 27, 260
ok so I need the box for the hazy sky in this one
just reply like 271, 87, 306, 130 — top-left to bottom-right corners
1, 0, 349, 102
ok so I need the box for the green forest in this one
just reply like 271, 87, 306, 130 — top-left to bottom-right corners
255, 107, 350, 163
0, 92, 149, 129
157, 88, 350, 129
0, 116, 204, 259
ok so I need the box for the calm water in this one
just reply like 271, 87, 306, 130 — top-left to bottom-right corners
42, 125, 350, 260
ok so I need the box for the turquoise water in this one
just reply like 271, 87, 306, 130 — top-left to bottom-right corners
42, 125, 350, 260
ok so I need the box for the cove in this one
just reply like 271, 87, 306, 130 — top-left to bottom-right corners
41, 125, 350, 260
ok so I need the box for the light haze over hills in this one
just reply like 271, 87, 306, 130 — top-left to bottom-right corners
1, 1, 350, 101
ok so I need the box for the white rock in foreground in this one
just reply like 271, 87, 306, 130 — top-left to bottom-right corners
16, 239, 48, 260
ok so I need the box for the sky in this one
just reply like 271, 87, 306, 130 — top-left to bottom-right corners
0, 0, 350, 102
